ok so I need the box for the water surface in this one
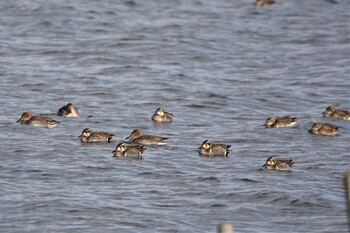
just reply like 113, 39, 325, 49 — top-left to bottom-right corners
0, 0, 349, 232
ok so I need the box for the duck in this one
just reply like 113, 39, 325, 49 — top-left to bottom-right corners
17, 112, 59, 128
112, 143, 146, 159
125, 129, 168, 145
256, 0, 275, 7
152, 107, 173, 123
264, 116, 297, 128
79, 128, 115, 143
198, 140, 231, 157
322, 106, 350, 120
57, 103, 80, 117
262, 157, 293, 171
309, 122, 338, 136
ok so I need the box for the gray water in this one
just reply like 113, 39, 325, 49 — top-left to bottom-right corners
0, 0, 349, 232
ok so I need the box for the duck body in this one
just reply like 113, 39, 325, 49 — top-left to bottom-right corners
263, 157, 293, 171
112, 143, 146, 159
198, 140, 231, 157
17, 112, 59, 128
264, 116, 297, 128
57, 103, 80, 118
256, 0, 275, 7
323, 106, 350, 120
125, 129, 168, 145
309, 122, 338, 136
79, 128, 115, 143
152, 108, 173, 123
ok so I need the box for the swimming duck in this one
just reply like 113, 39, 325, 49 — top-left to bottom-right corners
256, 0, 275, 7
152, 107, 173, 123
79, 128, 115, 143
17, 112, 59, 128
264, 116, 297, 128
262, 157, 293, 171
309, 122, 338, 136
112, 143, 146, 159
57, 103, 80, 117
198, 140, 231, 157
322, 106, 350, 120
125, 129, 168, 145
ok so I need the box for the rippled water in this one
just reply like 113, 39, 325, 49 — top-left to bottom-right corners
0, 1, 349, 232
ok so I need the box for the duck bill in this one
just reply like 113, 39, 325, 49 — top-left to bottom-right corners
111, 149, 116, 154
78, 134, 83, 138
125, 135, 131, 140
16, 118, 22, 123
262, 163, 267, 167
